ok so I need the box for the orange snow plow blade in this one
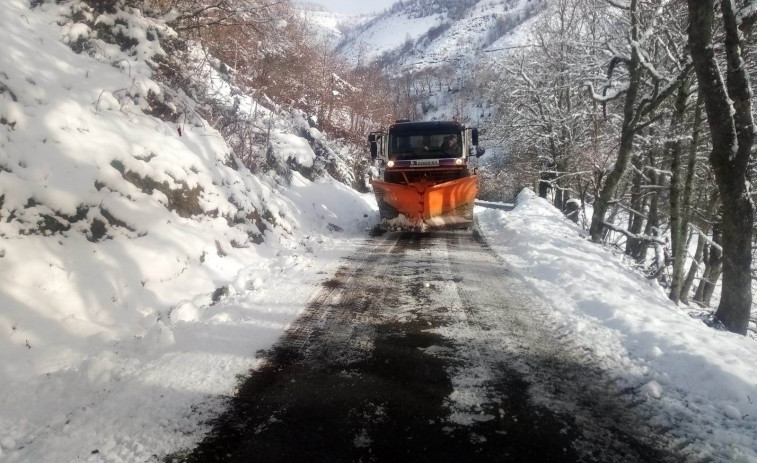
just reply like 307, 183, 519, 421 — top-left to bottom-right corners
371, 176, 478, 228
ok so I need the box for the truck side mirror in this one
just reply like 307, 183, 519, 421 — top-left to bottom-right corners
471, 128, 479, 146
368, 134, 377, 159
476, 147, 486, 158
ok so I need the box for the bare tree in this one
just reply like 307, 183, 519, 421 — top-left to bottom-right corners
686, 0, 755, 334
486, 0, 599, 212
587, 0, 692, 243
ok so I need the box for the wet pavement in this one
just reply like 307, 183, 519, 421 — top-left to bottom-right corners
169, 230, 681, 463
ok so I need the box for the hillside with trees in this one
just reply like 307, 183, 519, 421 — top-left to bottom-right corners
471, 0, 757, 336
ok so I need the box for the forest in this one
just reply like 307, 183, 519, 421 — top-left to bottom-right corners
480, 0, 756, 335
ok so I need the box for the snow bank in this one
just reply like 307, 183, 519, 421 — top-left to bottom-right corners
477, 189, 757, 461
0, 0, 376, 461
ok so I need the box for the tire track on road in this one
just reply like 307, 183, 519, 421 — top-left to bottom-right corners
170, 230, 684, 463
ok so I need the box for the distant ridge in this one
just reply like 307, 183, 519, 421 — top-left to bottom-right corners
335, 0, 545, 70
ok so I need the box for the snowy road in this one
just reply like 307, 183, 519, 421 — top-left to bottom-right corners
173, 229, 681, 462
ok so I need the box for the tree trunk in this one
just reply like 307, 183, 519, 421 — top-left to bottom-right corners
626, 154, 647, 258
539, 161, 555, 198
636, 154, 660, 262
695, 223, 723, 307
703, 224, 724, 307
687, 0, 755, 334
554, 187, 565, 212
589, 0, 641, 242
682, 231, 705, 304
694, 243, 711, 303
668, 82, 696, 303
681, 192, 719, 304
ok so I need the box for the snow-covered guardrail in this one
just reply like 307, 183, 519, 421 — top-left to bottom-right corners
474, 200, 516, 211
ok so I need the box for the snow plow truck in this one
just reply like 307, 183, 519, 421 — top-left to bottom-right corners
368, 120, 483, 229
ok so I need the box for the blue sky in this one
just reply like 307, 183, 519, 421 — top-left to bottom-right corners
314, 0, 397, 15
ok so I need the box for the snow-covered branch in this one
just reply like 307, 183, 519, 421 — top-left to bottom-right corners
688, 223, 723, 253
603, 221, 666, 244
585, 81, 629, 102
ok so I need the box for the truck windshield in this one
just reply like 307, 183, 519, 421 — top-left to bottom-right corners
390, 133, 463, 159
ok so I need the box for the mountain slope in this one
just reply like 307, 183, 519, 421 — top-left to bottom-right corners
0, 1, 375, 460
335, 0, 544, 71
295, 2, 374, 47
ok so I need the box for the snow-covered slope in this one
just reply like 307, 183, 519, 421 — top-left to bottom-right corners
477, 191, 757, 462
0, 1, 375, 460
295, 2, 374, 48
336, 0, 544, 71
338, 11, 442, 66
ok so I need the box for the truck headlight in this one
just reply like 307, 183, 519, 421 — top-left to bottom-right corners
387, 160, 395, 168
455, 159, 463, 165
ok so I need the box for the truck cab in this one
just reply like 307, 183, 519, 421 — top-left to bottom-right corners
370, 121, 480, 182
368, 121, 482, 229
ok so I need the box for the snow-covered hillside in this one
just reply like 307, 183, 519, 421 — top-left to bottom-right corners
0, 0, 375, 460
295, 2, 374, 47
336, 0, 544, 71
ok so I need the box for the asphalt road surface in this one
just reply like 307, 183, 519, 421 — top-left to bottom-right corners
170, 229, 681, 463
